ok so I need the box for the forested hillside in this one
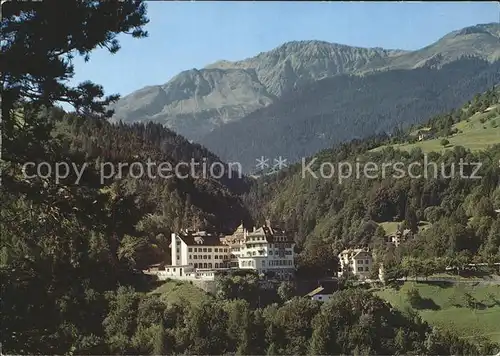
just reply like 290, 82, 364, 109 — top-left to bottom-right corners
201, 58, 500, 171
243, 86, 500, 273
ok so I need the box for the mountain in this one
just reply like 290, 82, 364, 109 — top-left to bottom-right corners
109, 23, 500, 141
200, 57, 500, 171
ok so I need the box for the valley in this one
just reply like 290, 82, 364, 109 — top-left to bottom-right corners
3, 2, 500, 355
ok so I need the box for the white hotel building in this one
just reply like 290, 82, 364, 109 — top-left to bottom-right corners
164, 222, 296, 280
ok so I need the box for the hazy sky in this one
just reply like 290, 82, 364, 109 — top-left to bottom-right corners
69, 1, 500, 98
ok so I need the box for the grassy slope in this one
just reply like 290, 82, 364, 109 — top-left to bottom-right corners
376, 282, 500, 343
149, 280, 212, 306
372, 105, 500, 154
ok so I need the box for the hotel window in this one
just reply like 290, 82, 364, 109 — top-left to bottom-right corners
269, 250, 273, 255
365, 267, 369, 271
203, 248, 207, 252
215, 255, 218, 259
365, 260, 370, 264
176, 255, 180, 260
176, 248, 179, 253
215, 248, 218, 252
358, 267, 363, 272
359, 260, 363, 264
194, 248, 198, 252
189, 255, 192, 259
208, 248, 212, 252
262, 260, 266, 267
188, 248, 192, 252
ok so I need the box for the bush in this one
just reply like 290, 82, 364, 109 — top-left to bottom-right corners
406, 287, 422, 306
440, 139, 450, 147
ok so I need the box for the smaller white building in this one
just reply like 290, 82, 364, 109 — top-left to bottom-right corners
338, 248, 373, 280
305, 284, 336, 302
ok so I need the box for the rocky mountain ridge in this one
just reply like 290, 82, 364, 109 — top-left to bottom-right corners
109, 23, 500, 141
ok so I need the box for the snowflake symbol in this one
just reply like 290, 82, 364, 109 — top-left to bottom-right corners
273, 156, 288, 170
255, 156, 270, 171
